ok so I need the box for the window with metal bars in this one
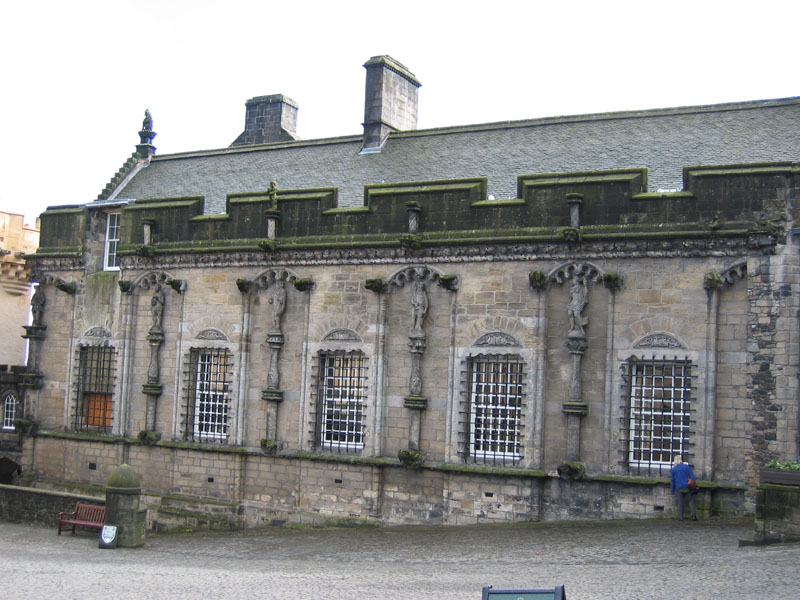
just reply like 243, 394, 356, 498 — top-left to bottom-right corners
464, 354, 525, 464
74, 345, 115, 432
184, 348, 233, 442
104, 212, 121, 271
2, 391, 16, 430
625, 357, 693, 473
313, 350, 368, 452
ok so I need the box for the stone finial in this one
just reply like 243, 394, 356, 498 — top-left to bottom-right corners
566, 193, 583, 228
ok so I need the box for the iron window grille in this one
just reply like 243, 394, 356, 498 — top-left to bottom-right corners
74, 345, 116, 432
623, 357, 694, 474
2, 392, 16, 431
184, 348, 233, 443
104, 212, 121, 271
312, 350, 368, 452
462, 353, 526, 465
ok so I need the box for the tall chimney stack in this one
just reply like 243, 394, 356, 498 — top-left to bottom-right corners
230, 94, 299, 146
361, 56, 421, 153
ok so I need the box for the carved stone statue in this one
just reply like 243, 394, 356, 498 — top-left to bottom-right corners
269, 280, 286, 331
411, 280, 428, 330
31, 286, 45, 327
267, 180, 278, 211
567, 277, 588, 336
142, 109, 153, 131
150, 284, 165, 329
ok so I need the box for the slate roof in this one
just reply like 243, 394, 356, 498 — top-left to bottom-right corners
117, 97, 800, 215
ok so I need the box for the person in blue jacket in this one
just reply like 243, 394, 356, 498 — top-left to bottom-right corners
670, 456, 697, 521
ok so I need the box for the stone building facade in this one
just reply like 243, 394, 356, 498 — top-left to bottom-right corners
0, 212, 39, 474
7, 56, 800, 527
0, 212, 39, 365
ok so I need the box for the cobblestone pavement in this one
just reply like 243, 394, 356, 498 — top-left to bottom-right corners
1, 518, 798, 599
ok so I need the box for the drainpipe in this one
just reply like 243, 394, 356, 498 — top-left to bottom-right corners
792, 227, 800, 459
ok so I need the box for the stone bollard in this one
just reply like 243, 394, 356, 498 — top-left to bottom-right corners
105, 464, 146, 548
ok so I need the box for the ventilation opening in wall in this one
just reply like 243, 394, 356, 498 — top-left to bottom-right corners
208, 477, 214, 483
334, 479, 343, 484
88, 462, 97, 470
654, 505, 665, 511
484, 492, 494, 498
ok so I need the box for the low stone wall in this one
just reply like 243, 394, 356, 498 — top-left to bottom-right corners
754, 483, 800, 542
12, 436, 750, 530
0, 484, 105, 527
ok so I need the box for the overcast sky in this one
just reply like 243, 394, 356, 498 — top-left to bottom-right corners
1, 0, 797, 225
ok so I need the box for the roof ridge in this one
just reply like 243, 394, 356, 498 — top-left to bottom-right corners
146, 95, 800, 163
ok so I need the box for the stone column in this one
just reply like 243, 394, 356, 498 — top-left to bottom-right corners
261, 278, 287, 451
142, 284, 165, 432
405, 333, 428, 451
563, 335, 588, 461
563, 275, 589, 462
404, 280, 429, 451
406, 201, 421, 234
567, 193, 583, 228
105, 464, 146, 548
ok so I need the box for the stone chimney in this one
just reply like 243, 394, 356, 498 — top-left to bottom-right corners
361, 56, 421, 153
230, 94, 299, 146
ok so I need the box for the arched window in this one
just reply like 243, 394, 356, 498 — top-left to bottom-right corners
1, 392, 17, 431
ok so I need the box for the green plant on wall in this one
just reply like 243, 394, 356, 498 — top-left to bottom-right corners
138, 430, 161, 445
603, 272, 622, 291
134, 244, 156, 258
258, 239, 278, 252
764, 459, 800, 470
529, 270, 548, 290
398, 234, 421, 250
260, 438, 278, 455
398, 449, 424, 467
365, 278, 388, 293
560, 227, 582, 244
703, 271, 724, 290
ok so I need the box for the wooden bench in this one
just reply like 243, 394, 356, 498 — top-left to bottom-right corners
57, 503, 106, 535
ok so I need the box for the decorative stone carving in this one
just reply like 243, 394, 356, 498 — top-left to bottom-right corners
55, 280, 76, 295
30, 286, 45, 327
84, 327, 112, 338
265, 181, 280, 240
269, 280, 286, 332
406, 201, 421, 234
196, 329, 228, 341
634, 333, 684, 349
410, 280, 428, 331
475, 332, 521, 347
35, 233, 763, 276
150, 284, 165, 330
567, 277, 589, 337
323, 329, 361, 342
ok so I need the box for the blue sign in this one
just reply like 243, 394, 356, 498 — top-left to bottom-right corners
482, 585, 566, 600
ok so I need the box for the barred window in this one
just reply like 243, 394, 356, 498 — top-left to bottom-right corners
104, 212, 121, 271
75, 345, 115, 432
314, 350, 367, 451
2, 392, 16, 431
626, 358, 693, 472
185, 348, 232, 442
465, 354, 525, 464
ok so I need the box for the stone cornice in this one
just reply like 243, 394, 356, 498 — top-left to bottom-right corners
111, 235, 766, 271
